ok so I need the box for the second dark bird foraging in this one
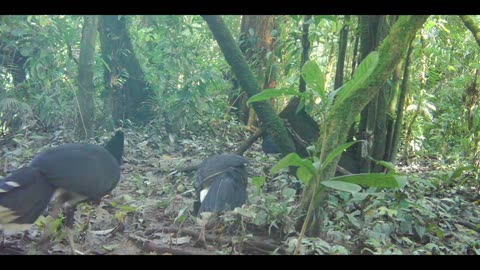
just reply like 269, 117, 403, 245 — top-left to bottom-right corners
193, 154, 248, 216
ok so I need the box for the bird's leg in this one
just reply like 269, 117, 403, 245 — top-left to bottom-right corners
196, 223, 207, 248
64, 205, 77, 255
66, 227, 76, 255
81, 206, 93, 233
194, 212, 210, 249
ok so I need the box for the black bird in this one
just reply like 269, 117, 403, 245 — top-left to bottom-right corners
193, 154, 248, 216
262, 135, 281, 154
0, 130, 124, 254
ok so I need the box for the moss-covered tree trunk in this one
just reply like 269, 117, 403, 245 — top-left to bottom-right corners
460, 15, 480, 47
390, 38, 415, 165
301, 15, 428, 236
384, 59, 404, 162
202, 15, 296, 155
460, 14, 480, 166
75, 16, 98, 139
98, 15, 153, 126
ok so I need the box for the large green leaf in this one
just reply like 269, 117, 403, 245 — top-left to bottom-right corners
251, 176, 266, 188
301, 60, 326, 101
371, 159, 396, 173
296, 166, 313, 185
282, 187, 297, 199
321, 180, 361, 193
321, 141, 359, 171
247, 88, 303, 106
271, 153, 317, 178
335, 51, 379, 104
330, 173, 402, 189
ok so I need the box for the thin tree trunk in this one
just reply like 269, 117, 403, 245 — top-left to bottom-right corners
76, 15, 98, 139
323, 44, 336, 91
390, 39, 414, 165
350, 22, 360, 78
299, 15, 312, 94
334, 15, 350, 90
405, 35, 427, 158
372, 86, 387, 172
384, 59, 404, 162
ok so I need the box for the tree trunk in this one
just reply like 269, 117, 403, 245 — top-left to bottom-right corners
390, 38, 415, 165
324, 43, 337, 91
384, 59, 404, 162
202, 15, 296, 155
334, 15, 350, 90
405, 35, 427, 159
241, 15, 277, 130
98, 15, 153, 126
356, 15, 391, 173
301, 15, 428, 236
460, 15, 480, 48
75, 16, 98, 139
299, 15, 312, 94
350, 23, 360, 78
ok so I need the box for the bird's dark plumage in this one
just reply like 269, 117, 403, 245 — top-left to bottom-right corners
262, 135, 280, 154
0, 130, 124, 245
104, 130, 124, 165
194, 154, 248, 216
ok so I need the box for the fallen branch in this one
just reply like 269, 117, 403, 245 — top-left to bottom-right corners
145, 226, 287, 255
145, 226, 222, 243
240, 238, 288, 255
128, 234, 215, 255
235, 128, 264, 156
456, 220, 480, 233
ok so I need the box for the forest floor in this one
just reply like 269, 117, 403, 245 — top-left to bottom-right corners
1, 123, 479, 255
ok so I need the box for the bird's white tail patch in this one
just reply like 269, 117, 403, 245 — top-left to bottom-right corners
200, 188, 209, 202
5, 181, 20, 187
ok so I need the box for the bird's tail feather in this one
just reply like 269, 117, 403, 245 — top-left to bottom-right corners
0, 166, 56, 230
197, 171, 246, 215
